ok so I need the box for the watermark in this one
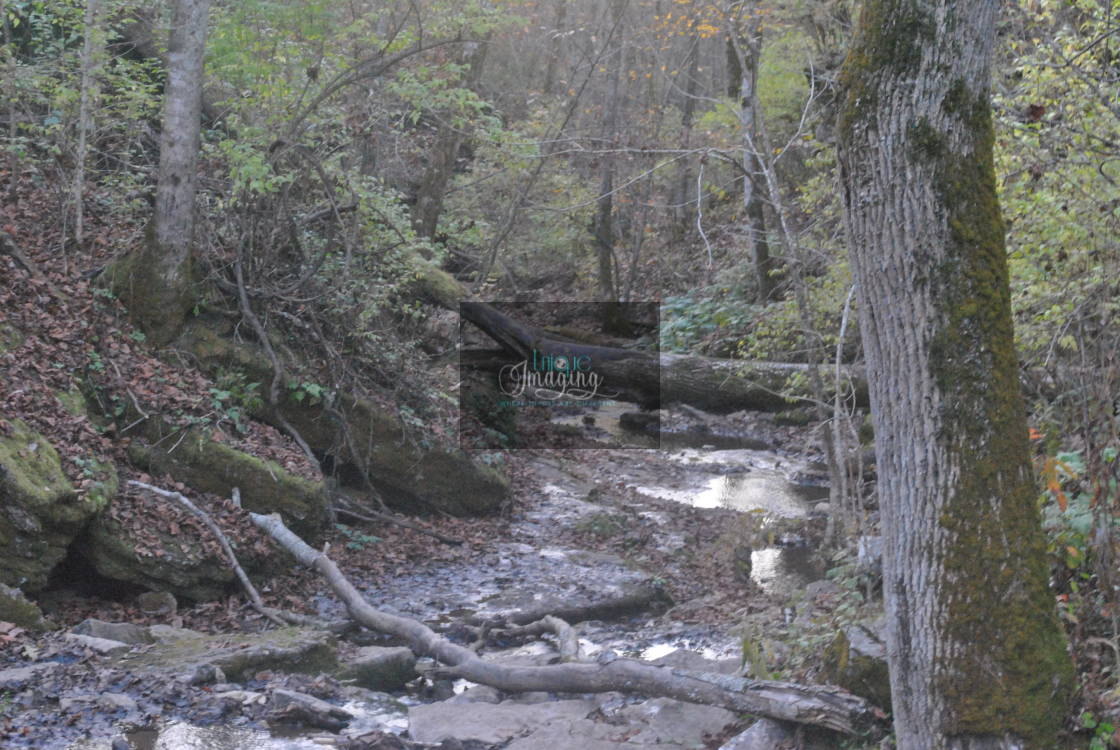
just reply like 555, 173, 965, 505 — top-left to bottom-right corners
459, 301, 660, 449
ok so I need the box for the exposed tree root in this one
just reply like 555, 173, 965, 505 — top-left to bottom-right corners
251, 511, 888, 738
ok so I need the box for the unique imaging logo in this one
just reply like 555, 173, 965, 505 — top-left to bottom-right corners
458, 301, 660, 450
498, 350, 608, 400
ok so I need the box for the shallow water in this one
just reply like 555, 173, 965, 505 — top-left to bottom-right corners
125, 723, 323, 750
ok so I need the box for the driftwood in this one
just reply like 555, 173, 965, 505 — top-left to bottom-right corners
468, 585, 669, 628
251, 511, 888, 738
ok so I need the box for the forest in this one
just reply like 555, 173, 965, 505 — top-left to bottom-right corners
0, 0, 1117, 748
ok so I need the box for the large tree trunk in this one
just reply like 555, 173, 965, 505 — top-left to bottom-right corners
111, 0, 211, 345
837, 0, 1074, 745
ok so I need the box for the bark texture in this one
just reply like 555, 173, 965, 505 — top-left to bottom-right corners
112, 0, 211, 345
837, 0, 1073, 746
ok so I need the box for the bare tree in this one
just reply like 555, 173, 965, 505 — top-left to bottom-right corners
837, 0, 1074, 744
111, 0, 212, 345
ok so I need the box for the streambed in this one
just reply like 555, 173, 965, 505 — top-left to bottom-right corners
34, 405, 835, 749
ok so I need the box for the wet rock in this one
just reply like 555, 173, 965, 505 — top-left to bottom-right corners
337, 646, 417, 691
0, 583, 52, 631
449, 684, 502, 704
0, 662, 60, 690
650, 648, 740, 675
71, 618, 155, 645
269, 687, 353, 730
408, 699, 597, 744
718, 718, 795, 749
112, 626, 338, 682
819, 622, 890, 711
97, 692, 138, 712
63, 633, 131, 655
127, 423, 329, 535
0, 419, 114, 591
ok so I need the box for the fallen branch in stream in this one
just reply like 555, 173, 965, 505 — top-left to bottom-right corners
250, 511, 888, 738
130, 481, 347, 632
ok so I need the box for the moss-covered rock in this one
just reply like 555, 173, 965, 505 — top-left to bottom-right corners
113, 625, 337, 681
177, 317, 509, 516
127, 423, 328, 535
0, 583, 53, 631
820, 622, 891, 711
0, 420, 111, 591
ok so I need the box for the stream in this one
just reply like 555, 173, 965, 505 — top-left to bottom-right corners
74, 402, 832, 749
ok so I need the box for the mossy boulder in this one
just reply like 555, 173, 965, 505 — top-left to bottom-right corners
128, 424, 328, 535
177, 317, 509, 516
0, 583, 53, 631
0, 419, 113, 591
82, 509, 238, 601
819, 622, 891, 711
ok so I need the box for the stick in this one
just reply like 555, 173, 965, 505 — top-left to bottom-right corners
493, 615, 580, 662
334, 504, 463, 546
251, 511, 887, 737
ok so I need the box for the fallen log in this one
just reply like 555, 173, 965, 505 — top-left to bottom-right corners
468, 584, 669, 627
251, 511, 888, 738
457, 301, 868, 413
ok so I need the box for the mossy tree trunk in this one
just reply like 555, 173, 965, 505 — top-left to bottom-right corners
837, 0, 1073, 746
111, 0, 211, 345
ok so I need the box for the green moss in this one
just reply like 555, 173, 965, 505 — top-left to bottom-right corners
128, 424, 329, 535
113, 626, 337, 679
922, 80, 1074, 743
103, 223, 197, 347
838, 0, 935, 145
0, 583, 53, 631
0, 420, 92, 590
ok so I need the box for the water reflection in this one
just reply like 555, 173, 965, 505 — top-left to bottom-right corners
127, 723, 324, 750
691, 472, 828, 515
751, 546, 825, 597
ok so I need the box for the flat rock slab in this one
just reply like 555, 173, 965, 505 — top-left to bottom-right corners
719, 718, 795, 749
409, 699, 597, 744
0, 662, 60, 689
410, 696, 737, 749
72, 618, 156, 645
111, 625, 337, 681
63, 633, 131, 655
